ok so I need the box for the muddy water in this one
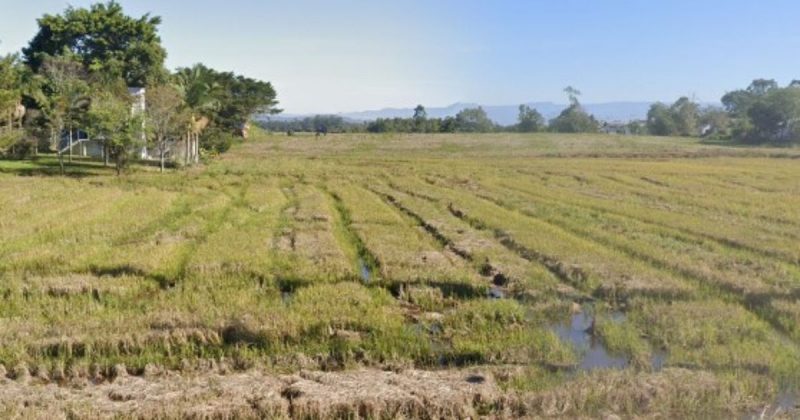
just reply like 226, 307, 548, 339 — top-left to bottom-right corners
774, 391, 799, 412
281, 291, 293, 304
358, 258, 372, 283
746, 390, 799, 419
551, 309, 671, 372
488, 285, 505, 299
650, 350, 667, 371
551, 310, 628, 371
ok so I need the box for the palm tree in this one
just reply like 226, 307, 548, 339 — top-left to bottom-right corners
175, 64, 222, 115
174, 64, 222, 164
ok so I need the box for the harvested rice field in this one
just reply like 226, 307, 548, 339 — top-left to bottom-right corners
1, 131, 800, 418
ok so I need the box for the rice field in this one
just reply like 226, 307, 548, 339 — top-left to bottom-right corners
1, 130, 799, 418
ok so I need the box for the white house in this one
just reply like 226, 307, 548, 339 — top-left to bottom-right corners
128, 87, 148, 159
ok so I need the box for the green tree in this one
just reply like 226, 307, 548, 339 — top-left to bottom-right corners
698, 106, 731, 138
215, 73, 280, 132
722, 79, 778, 117
455, 107, 493, 132
720, 79, 800, 144
175, 64, 280, 151
35, 54, 91, 170
670, 97, 700, 136
23, 1, 166, 87
564, 86, 582, 106
0, 54, 23, 129
646, 97, 700, 137
516, 104, 544, 132
550, 86, 598, 133
413, 104, 427, 132
413, 104, 427, 120
550, 104, 599, 133
746, 79, 778, 96
85, 88, 142, 175
0, 54, 27, 156
175, 65, 223, 115
146, 84, 189, 172
646, 103, 676, 136
745, 87, 800, 143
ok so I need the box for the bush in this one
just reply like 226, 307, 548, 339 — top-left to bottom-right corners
0, 129, 32, 159
201, 127, 238, 153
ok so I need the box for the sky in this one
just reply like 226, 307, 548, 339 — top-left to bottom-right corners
1, 0, 799, 114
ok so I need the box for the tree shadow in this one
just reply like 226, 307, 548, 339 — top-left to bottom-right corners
0, 155, 175, 178
0, 156, 111, 178
88, 264, 175, 289
699, 137, 800, 150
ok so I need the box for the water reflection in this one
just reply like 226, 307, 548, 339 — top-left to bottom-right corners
551, 309, 628, 371
358, 258, 372, 283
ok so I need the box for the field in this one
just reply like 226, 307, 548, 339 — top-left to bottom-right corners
1, 130, 800, 418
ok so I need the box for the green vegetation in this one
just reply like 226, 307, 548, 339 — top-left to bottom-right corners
1, 1, 279, 167
1, 130, 799, 417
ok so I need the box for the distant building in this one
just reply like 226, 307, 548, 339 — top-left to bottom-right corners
599, 120, 647, 136
599, 121, 630, 135
128, 87, 148, 159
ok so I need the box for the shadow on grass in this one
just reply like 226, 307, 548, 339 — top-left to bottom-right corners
699, 137, 800, 149
0, 155, 178, 178
88, 264, 175, 289
0, 156, 111, 178
386, 280, 487, 300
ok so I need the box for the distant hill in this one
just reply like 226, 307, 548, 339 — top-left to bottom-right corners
263, 102, 661, 125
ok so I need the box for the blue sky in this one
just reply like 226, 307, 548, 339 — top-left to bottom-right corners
1, 0, 799, 114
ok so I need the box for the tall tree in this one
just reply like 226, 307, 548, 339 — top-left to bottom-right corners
413, 104, 427, 132
516, 104, 544, 132
23, 1, 166, 87
564, 86, 582, 106
669, 97, 700, 136
175, 64, 280, 152
146, 84, 189, 172
646, 97, 700, 137
720, 79, 800, 144
0, 54, 22, 129
455, 107, 494, 132
746, 79, 778, 96
550, 87, 598, 133
0, 54, 26, 155
85, 88, 142, 175
646, 103, 676, 136
36, 54, 91, 171
175, 64, 222, 115
745, 87, 800, 143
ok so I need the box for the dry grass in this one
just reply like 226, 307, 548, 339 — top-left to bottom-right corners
1, 130, 799, 416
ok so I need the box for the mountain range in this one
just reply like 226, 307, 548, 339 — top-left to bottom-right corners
266, 102, 661, 125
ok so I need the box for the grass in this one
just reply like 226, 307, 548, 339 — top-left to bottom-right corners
1, 130, 799, 417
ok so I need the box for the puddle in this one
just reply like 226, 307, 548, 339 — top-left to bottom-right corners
774, 390, 799, 412
550, 309, 628, 371
650, 350, 667, 371
281, 291, 293, 304
747, 390, 799, 419
358, 259, 372, 283
487, 285, 505, 299
609, 311, 626, 323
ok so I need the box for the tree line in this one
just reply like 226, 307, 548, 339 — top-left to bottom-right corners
264, 81, 800, 146
646, 79, 800, 144
0, 1, 280, 173
260, 87, 601, 134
